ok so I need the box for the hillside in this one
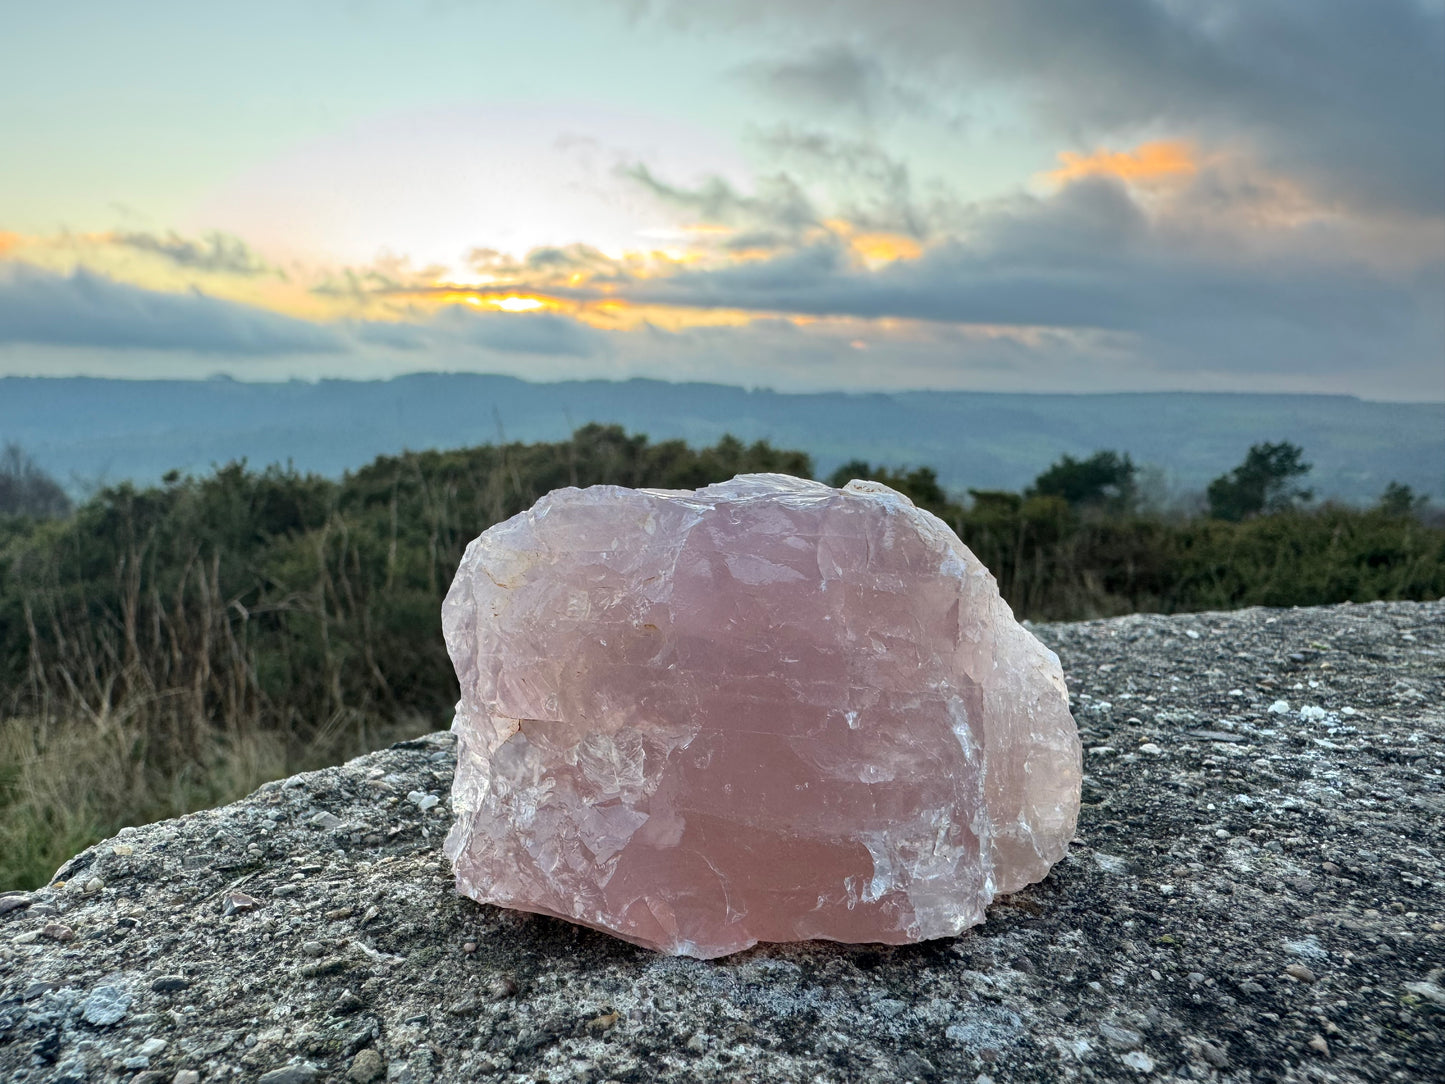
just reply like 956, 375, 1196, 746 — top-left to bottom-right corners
3, 375, 1441, 504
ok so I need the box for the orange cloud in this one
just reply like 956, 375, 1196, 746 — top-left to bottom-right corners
849, 232, 923, 266
0, 231, 20, 256
824, 219, 924, 268
1046, 141, 1197, 186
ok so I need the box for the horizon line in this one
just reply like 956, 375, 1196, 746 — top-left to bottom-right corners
1, 370, 1441, 407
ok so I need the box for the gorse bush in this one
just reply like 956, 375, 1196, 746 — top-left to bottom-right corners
1, 425, 814, 757
0, 426, 815, 887
1, 424, 1440, 889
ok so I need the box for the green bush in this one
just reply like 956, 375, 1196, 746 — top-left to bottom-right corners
1, 427, 1440, 889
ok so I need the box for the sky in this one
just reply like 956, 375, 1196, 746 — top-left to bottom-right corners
1, 0, 1442, 399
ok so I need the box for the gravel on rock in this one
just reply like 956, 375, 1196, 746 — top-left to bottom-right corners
1, 600, 1441, 1083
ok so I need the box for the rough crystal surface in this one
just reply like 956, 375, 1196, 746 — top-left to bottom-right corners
443, 474, 1081, 958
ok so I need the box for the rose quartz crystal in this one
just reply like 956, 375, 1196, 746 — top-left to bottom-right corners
443, 474, 1080, 958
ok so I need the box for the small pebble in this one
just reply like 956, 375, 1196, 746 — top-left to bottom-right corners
585, 1009, 620, 1033
173, 1072, 201, 1084
299, 955, 351, 978
1404, 980, 1445, 1006
80, 979, 133, 1026
258, 1064, 319, 1084
1099, 1023, 1144, 1050
1307, 1034, 1330, 1056
83, 877, 104, 895
301, 940, 325, 957
348, 1049, 385, 1084
224, 890, 261, 916
1120, 1050, 1155, 1072
462, 941, 477, 953
1199, 1041, 1228, 1068
1285, 964, 1317, 983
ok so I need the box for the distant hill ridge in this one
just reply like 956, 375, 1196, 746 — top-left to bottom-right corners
2, 373, 1441, 504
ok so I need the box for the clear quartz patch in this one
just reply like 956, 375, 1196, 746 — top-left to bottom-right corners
443, 474, 1081, 958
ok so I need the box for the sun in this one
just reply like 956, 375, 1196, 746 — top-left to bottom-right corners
492, 296, 545, 312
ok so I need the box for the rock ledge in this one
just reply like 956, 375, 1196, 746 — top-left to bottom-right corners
2, 601, 1442, 1083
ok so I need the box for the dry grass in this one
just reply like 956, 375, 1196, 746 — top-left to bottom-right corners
0, 691, 430, 890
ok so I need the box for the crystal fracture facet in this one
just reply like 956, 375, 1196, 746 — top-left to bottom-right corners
443, 475, 1081, 958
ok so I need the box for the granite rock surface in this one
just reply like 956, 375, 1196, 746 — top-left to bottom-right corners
1, 600, 1441, 1083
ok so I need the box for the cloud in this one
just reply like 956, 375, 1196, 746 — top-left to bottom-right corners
599, 175, 1441, 376
2, 233, 1434, 398
456, 309, 604, 356
623, 162, 818, 234
621, 130, 959, 246
752, 128, 947, 238
629, 0, 1445, 217
736, 45, 928, 122
1044, 142, 1198, 187
354, 306, 607, 358
466, 243, 622, 284
349, 320, 434, 351
449, 309, 604, 356
110, 231, 271, 276
0, 264, 344, 354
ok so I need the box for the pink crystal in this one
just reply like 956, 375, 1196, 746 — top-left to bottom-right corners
443, 475, 1081, 958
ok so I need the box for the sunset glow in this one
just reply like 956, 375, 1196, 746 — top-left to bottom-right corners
0, 2, 1438, 399
1045, 141, 1198, 187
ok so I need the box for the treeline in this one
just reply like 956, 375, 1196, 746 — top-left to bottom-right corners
0, 426, 1440, 888
830, 442, 1441, 618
